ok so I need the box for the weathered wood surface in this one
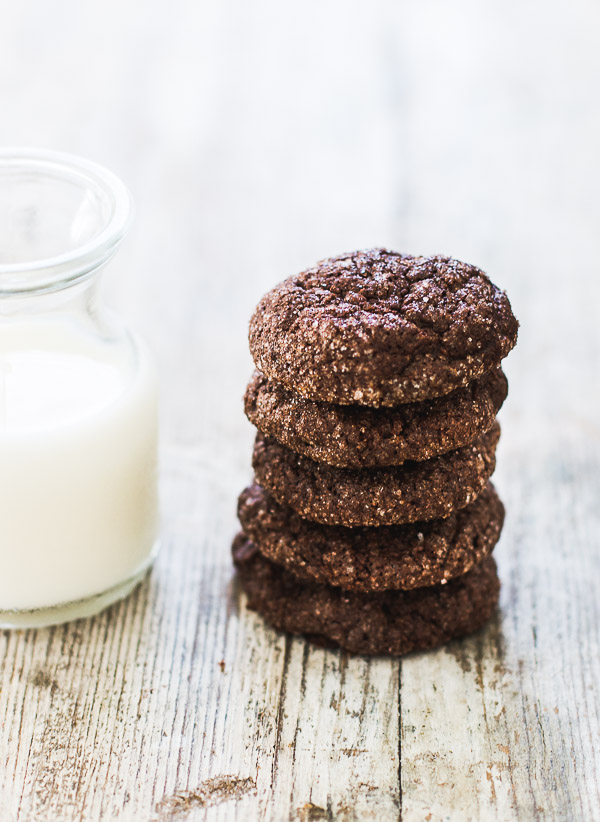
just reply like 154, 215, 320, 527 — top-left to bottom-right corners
1, 1, 600, 819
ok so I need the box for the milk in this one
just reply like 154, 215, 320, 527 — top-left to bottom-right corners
0, 319, 158, 612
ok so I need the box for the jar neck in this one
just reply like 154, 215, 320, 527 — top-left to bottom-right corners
0, 272, 104, 319
0, 269, 132, 350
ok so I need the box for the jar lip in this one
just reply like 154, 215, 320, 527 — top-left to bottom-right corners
0, 148, 133, 295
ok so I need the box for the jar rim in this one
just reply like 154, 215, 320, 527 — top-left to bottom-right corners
0, 148, 133, 295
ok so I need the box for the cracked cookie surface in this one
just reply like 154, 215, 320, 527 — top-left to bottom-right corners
249, 248, 518, 407
237, 482, 504, 591
245, 367, 507, 467
252, 422, 500, 526
233, 535, 500, 656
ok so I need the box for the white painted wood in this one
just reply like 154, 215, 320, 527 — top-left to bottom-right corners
0, 0, 599, 819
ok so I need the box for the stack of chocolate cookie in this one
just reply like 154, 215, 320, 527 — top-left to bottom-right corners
234, 249, 518, 656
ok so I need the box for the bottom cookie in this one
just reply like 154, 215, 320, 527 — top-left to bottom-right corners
233, 535, 500, 656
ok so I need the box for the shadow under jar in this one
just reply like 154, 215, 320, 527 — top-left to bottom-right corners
0, 149, 159, 628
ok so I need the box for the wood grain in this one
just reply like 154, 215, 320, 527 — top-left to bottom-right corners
0, 0, 600, 819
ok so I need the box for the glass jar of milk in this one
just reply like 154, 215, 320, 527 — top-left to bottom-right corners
0, 149, 159, 628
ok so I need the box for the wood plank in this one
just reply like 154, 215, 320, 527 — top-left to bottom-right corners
262, 646, 400, 821
0, 442, 399, 822
0, 0, 599, 818
394, 0, 600, 817
400, 422, 600, 821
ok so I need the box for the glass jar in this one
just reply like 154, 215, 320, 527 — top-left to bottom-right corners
0, 149, 159, 628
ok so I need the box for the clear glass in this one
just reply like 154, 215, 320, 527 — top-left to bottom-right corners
0, 149, 159, 628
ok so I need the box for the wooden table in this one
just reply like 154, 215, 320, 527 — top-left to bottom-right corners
1, 1, 599, 819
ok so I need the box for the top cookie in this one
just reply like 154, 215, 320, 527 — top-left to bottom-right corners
249, 248, 518, 407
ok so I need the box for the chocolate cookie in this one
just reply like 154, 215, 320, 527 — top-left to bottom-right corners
237, 482, 504, 592
252, 422, 500, 526
233, 535, 500, 656
245, 368, 507, 468
249, 248, 518, 407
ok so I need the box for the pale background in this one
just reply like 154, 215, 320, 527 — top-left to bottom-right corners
0, 2, 599, 820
